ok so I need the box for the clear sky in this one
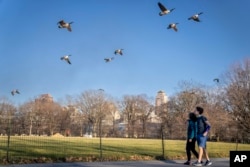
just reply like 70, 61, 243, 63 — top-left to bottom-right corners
0, 0, 250, 104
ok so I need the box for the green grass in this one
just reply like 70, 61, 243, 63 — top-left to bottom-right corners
0, 136, 250, 163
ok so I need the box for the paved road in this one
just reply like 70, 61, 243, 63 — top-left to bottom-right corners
1, 158, 229, 167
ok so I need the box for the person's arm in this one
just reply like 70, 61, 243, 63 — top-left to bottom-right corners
205, 120, 211, 132
188, 121, 194, 142
203, 119, 211, 136
189, 128, 194, 141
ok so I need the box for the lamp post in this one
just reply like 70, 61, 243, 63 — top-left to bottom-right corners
156, 100, 166, 160
6, 115, 11, 162
161, 124, 165, 160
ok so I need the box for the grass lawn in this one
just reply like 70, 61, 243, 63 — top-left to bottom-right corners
0, 136, 250, 163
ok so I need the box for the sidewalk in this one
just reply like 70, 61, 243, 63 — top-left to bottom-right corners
1, 158, 229, 167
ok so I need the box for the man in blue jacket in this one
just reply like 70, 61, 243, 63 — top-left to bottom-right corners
193, 106, 212, 166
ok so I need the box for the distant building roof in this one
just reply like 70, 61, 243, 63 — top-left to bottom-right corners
35, 93, 53, 103
158, 90, 165, 93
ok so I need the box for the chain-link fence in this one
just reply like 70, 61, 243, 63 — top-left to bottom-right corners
0, 120, 170, 164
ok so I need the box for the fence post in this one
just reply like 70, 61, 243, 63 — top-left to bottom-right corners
6, 116, 11, 162
161, 125, 165, 160
99, 118, 103, 161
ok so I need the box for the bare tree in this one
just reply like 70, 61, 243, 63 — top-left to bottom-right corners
121, 95, 138, 138
76, 90, 111, 137
0, 97, 16, 135
105, 100, 119, 137
120, 95, 154, 138
224, 58, 250, 136
157, 102, 175, 139
135, 95, 154, 138
58, 105, 73, 136
19, 101, 36, 135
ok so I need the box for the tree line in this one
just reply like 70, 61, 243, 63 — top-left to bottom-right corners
0, 58, 249, 142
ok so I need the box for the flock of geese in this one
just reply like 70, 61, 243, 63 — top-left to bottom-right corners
157, 2, 203, 32
158, 1, 220, 84
57, 1, 204, 66
57, 20, 124, 65
8, 1, 219, 97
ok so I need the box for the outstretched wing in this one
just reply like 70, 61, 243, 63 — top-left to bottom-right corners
58, 20, 65, 25
158, 2, 167, 12
67, 26, 72, 32
67, 59, 71, 64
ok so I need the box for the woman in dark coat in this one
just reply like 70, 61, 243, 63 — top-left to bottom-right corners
184, 112, 199, 165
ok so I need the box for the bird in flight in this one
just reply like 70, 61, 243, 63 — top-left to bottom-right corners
188, 12, 203, 22
114, 49, 124, 56
61, 55, 72, 64
167, 23, 179, 32
213, 78, 219, 83
104, 57, 114, 63
158, 2, 175, 16
11, 89, 20, 96
57, 20, 74, 32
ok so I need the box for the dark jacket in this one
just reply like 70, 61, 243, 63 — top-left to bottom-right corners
187, 119, 197, 139
197, 116, 210, 135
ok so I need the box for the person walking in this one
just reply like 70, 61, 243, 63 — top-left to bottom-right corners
193, 106, 212, 166
184, 112, 199, 165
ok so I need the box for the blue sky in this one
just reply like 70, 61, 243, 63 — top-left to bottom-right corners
0, 0, 250, 104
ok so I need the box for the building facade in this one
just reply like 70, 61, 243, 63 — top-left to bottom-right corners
155, 90, 168, 107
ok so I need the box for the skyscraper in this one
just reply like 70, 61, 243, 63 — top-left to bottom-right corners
155, 90, 168, 107
155, 90, 168, 115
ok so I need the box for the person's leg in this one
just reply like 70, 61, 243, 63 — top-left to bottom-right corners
193, 135, 205, 166
191, 138, 199, 159
203, 142, 212, 166
203, 148, 210, 161
184, 140, 191, 164
197, 135, 205, 162
186, 141, 192, 161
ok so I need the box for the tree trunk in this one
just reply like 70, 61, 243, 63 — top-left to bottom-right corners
142, 119, 146, 138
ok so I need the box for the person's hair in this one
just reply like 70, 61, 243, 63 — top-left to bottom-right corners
196, 106, 204, 115
189, 112, 197, 122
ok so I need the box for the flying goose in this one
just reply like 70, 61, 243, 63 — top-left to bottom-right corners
213, 78, 219, 83
61, 55, 72, 64
57, 20, 73, 32
188, 12, 203, 22
104, 57, 114, 63
114, 49, 124, 55
167, 23, 179, 32
11, 89, 20, 96
158, 2, 175, 16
